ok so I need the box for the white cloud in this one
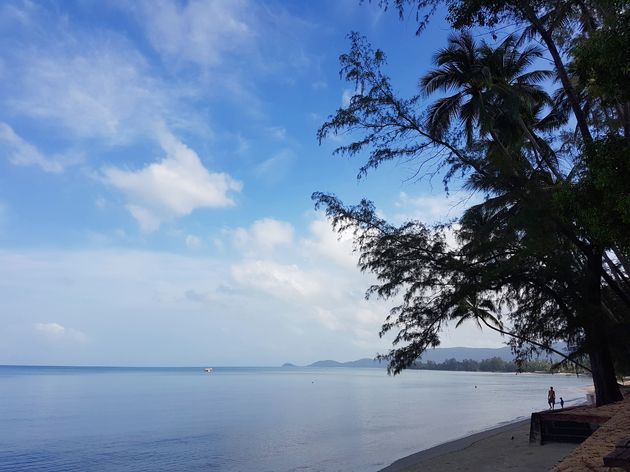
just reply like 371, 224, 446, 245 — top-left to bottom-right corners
130, 0, 318, 81
5, 36, 178, 144
35, 322, 65, 336
34, 322, 87, 343
2, 0, 216, 147
301, 215, 357, 270
0, 216, 506, 365
223, 216, 384, 341
134, 0, 253, 68
230, 259, 320, 299
232, 218, 294, 254
102, 128, 242, 231
393, 191, 478, 224
0, 249, 236, 364
0, 122, 73, 173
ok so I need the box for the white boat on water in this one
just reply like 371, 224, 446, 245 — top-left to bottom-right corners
204, 368, 213, 374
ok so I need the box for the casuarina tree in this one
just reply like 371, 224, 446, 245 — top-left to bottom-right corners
315, 0, 629, 405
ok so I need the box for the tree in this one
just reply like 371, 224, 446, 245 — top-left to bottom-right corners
314, 1, 629, 405
479, 357, 507, 371
421, 32, 555, 164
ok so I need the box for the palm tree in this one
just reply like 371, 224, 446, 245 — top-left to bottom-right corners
421, 33, 625, 402
316, 30, 625, 405
420, 32, 559, 178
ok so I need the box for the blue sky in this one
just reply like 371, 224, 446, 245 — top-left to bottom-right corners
0, 0, 504, 366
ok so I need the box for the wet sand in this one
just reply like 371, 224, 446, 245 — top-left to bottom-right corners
380, 419, 578, 472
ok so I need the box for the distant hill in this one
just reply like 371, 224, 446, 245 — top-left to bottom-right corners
307, 359, 344, 367
291, 344, 564, 368
344, 358, 386, 368
418, 345, 564, 363
307, 358, 385, 368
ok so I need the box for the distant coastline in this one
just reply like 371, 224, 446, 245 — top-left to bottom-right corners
281, 359, 384, 368
285, 344, 577, 373
284, 346, 516, 369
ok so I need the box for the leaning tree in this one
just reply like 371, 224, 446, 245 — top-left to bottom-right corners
315, 0, 629, 405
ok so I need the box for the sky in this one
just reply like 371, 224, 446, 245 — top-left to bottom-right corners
0, 0, 505, 366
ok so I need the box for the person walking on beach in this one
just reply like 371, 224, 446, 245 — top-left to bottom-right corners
548, 387, 556, 410
560, 397, 564, 408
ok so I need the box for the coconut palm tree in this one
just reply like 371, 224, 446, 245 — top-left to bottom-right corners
420, 32, 560, 179
420, 32, 624, 403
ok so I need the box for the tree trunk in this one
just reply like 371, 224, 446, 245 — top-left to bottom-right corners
588, 340, 623, 406
584, 249, 623, 406
517, 1, 593, 145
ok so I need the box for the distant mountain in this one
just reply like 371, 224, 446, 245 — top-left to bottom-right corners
344, 358, 386, 368
308, 358, 385, 368
281, 363, 297, 368
294, 345, 564, 368
308, 360, 345, 367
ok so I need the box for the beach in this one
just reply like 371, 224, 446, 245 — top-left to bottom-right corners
381, 419, 578, 472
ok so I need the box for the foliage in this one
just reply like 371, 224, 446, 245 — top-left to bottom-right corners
410, 356, 574, 373
572, 6, 630, 104
564, 136, 630, 251
316, 0, 629, 405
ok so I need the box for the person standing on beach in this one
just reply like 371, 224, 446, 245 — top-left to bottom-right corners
548, 387, 556, 409
560, 397, 564, 408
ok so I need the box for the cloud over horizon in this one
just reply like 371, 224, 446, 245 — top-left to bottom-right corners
34, 322, 88, 343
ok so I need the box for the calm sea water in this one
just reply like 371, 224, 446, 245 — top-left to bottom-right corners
0, 366, 591, 471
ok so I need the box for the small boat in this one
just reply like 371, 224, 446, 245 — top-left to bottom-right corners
204, 368, 213, 374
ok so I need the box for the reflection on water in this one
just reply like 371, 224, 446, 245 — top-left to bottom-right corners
0, 366, 591, 471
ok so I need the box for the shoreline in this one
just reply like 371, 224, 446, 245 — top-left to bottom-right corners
380, 418, 577, 472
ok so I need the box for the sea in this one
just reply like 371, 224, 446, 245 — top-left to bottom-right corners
0, 366, 592, 472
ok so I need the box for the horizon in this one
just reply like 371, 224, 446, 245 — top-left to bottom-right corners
0, 344, 516, 368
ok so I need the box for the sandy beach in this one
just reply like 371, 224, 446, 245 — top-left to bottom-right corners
380, 419, 578, 472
